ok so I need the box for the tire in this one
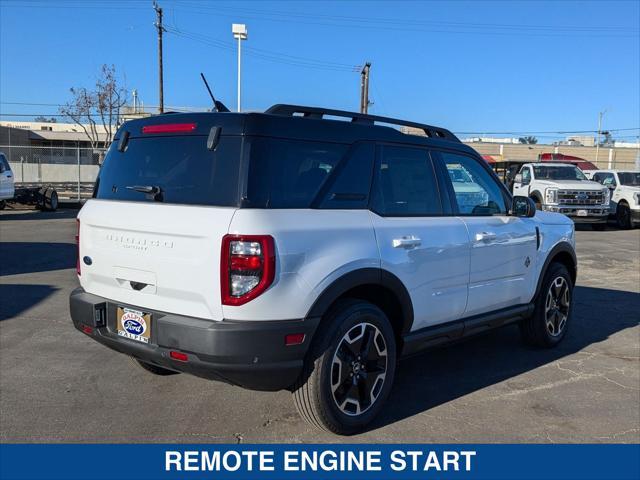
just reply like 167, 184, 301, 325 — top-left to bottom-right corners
0, 200, 5, 210
520, 262, 573, 348
591, 223, 607, 231
616, 202, 632, 229
130, 357, 180, 376
43, 189, 58, 212
292, 300, 397, 435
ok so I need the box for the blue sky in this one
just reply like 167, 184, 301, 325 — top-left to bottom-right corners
1, 0, 639, 142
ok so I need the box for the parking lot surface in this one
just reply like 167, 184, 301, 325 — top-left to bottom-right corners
1, 209, 638, 443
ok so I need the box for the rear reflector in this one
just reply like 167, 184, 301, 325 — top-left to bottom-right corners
81, 325, 93, 335
142, 123, 197, 134
285, 333, 305, 346
169, 351, 188, 362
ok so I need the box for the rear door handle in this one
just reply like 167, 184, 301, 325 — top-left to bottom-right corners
475, 231, 497, 242
392, 236, 421, 249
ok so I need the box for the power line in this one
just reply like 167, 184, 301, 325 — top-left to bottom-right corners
0, 101, 206, 112
164, 25, 360, 72
170, 2, 639, 38
1, 110, 638, 137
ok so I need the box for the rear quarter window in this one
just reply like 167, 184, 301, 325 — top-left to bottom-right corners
245, 137, 348, 208
94, 135, 242, 206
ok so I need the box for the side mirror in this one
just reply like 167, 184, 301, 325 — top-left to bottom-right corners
512, 196, 536, 218
514, 173, 523, 184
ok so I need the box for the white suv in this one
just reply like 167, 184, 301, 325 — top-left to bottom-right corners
71, 105, 577, 434
591, 170, 640, 229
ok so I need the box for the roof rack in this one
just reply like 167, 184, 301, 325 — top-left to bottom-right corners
265, 104, 460, 142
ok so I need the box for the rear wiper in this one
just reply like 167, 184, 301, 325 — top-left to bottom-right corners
125, 185, 163, 201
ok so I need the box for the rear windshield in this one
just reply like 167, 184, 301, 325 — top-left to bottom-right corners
245, 137, 348, 208
94, 135, 241, 206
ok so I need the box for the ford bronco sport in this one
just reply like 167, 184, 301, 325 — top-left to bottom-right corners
71, 105, 577, 434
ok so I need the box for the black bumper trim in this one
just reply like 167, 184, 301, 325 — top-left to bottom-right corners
69, 287, 319, 391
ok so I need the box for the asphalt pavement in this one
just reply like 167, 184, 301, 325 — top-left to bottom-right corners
0, 209, 638, 443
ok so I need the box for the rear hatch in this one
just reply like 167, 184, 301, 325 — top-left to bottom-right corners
77, 116, 243, 320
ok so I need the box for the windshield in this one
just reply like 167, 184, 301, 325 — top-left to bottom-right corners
533, 165, 587, 181
618, 172, 640, 186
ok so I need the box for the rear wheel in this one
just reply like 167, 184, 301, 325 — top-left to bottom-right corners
520, 262, 573, 348
292, 300, 396, 435
44, 189, 58, 212
130, 357, 180, 376
616, 202, 632, 229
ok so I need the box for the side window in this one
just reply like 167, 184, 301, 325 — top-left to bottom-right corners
370, 145, 442, 216
593, 173, 603, 183
0, 155, 7, 173
319, 142, 374, 209
439, 152, 507, 215
602, 173, 616, 187
521, 167, 531, 182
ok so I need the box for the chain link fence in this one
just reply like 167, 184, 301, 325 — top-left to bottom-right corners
0, 145, 106, 200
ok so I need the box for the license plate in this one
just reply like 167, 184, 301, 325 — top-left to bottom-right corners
577, 209, 588, 217
117, 307, 151, 344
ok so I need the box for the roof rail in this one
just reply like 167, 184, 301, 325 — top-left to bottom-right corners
264, 104, 460, 142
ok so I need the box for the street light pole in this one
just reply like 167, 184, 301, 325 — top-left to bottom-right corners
232, 24, 248, 112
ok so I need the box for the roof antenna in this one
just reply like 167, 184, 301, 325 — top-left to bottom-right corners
200, 72, 230, 113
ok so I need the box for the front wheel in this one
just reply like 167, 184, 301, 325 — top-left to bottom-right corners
292, 300, 396, 435
616, 202, 632, 229
520, 262, 573, 348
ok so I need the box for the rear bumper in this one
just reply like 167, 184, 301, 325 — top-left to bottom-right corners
69, 288, 319, 391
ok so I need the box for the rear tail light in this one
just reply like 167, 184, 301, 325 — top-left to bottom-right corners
76, 219, 81, 276
221, 235, 275, 306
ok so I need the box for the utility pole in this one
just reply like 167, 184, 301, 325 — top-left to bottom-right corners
360, 62, 371, 114
154, 1, 165, 113
595, 109, 606, 164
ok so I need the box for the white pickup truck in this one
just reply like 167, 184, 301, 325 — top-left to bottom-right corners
513, 162, 610, 229
591, 170, 640, 229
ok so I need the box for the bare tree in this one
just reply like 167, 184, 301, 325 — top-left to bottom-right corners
59, 64, 128, 149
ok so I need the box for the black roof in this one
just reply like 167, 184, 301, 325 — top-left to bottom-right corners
117, 104, 473, 153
